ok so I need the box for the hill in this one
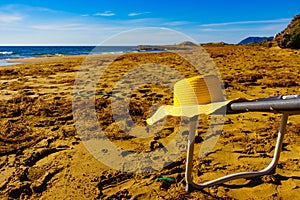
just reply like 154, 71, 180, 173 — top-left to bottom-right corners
238, 36, 273, 44
274, 14, 300, 49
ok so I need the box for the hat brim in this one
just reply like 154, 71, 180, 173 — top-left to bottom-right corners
146, 100, 230, 125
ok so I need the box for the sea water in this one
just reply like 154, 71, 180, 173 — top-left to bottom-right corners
0, 46, 137, 66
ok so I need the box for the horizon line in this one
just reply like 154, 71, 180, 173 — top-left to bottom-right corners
0, 41, 239, 46
0, 44, 98, 46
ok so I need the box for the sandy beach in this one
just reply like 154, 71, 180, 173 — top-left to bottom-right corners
0, 44, 300, 199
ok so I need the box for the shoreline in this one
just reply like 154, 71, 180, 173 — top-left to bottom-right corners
0, 45, 137, 66
0, 59, 24, 66
1, 51, 133, 66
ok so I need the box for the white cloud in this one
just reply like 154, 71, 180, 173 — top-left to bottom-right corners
199, 18, 292, 27
0, 4, 292, 45
0, 14, 23, 23
199, 27, 258, 32
0, 4, 62, 16
197, 19, 289, 35
128, 12, 151, 17
94, 11, 115, 17
31, 24, 86, 31
163, 21, 192, 26
119, 18, 164, 27
100, 27, 195, 46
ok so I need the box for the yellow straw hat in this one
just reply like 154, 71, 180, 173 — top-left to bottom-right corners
146, 75, 230, 125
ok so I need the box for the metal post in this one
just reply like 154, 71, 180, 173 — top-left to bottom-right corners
185, 115, 198, 192
186, 113, 289, 190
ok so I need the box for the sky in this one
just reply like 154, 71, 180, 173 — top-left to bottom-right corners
0, 0, 299, 45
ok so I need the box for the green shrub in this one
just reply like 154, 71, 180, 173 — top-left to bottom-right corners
287, 25, 300, 49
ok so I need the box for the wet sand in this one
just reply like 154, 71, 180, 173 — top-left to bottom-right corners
0, 45, 300, 199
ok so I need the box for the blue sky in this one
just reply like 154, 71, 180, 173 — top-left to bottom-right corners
0, 0, 299, 45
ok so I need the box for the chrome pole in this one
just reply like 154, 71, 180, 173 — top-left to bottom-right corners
186, 113, 289, 190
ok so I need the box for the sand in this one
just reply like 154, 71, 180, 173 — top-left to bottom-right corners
0, 45, 300, 199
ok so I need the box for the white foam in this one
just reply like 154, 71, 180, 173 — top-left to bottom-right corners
0, 51, 13, 55
0, 60, 22, 66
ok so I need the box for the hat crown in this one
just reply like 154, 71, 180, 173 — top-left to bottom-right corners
173, 75, 224, 106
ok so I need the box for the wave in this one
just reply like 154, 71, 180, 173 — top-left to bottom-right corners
0, 46, 137, 59
0, 51, 13, 55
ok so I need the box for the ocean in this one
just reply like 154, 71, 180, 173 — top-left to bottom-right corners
0, 46, 137, 66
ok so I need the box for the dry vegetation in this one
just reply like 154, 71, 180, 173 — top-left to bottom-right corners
0, 45, 300, 199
